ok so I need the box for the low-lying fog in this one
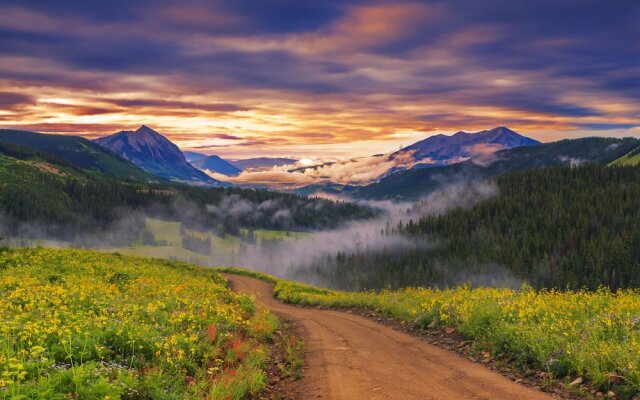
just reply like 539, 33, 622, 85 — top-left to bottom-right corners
0, 181, 523, 291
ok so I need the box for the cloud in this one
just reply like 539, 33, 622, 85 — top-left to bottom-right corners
109, 99, 250, 113
209, 151, 418, 187
0, 92, 35, 109
576, 123, 638, 130
0, 0, 639, 155
558, 155, 586, 167
206, 169, 316, 187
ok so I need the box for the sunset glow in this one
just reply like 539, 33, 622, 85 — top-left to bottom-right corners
1, 1, 638, 158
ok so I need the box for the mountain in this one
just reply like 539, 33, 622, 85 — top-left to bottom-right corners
183, 151, 207, 162
191, 155, 241, 176
355, 137, 639, 200
230, 157, 297, 170
94, 126, 224, 185
0, 129, 155, 181
394, 127, 540, 165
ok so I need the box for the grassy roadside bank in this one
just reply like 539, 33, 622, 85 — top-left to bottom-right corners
219, 268, 640, 399
0, 248, 289, 399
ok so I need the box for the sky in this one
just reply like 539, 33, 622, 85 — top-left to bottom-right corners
0, 0, 639, 158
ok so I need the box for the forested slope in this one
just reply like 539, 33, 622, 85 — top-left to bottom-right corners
310, 164, 640, 290
0, 142, 373, 244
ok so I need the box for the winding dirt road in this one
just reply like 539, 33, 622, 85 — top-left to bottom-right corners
225, 274, 557, 400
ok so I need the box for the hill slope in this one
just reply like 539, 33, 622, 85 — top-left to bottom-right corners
94, 125, 224, 185
356, 137, 639, 200
0, 247, 277, 399
609, 145, 640, 166
0, 129, 155, 181
0, 141, 374, 242
0, 144, 164, 241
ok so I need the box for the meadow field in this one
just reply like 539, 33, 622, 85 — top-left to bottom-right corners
223, 268, 640, 398
108, 218, 308, 266
0, 248, 280, 399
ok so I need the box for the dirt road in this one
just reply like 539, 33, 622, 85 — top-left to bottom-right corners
225, 274, 557, 400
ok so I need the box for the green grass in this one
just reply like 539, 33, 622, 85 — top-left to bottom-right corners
0, 154, 86, 185
145, 218, 182, 246
609, 148, 640, 166
104, 245, 214, 265
112, 219, 302, 266
0, 248, 279, 399
252, 229, 309, 245
222, 268, 640, 399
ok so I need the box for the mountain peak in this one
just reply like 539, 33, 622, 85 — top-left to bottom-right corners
394, 126, 540, 165
135, 125, 156, 134
130, 125, 165, 142
93, 126, 224, 185
191, 154, 242, 176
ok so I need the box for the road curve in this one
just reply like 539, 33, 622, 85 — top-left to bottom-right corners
224, 274, 557, 400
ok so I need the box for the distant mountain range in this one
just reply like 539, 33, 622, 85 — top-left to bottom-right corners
354, 137, 639, 200
191, 155, 241, 176
94, 126, 224, 185
0, 129, 155, 181
6, 125, 635, 200
184, 151, 298, 176
183, 151, 207, 163
394, 126, 540, 165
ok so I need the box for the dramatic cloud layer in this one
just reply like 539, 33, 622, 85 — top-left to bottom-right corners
0, 0, 638, 157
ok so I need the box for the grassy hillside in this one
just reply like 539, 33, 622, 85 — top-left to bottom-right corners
609, 145, 640, 166
0, 129, 155, 181
0, 247, 279, 399
224, 269, 640, 398
355, 137, 639, 200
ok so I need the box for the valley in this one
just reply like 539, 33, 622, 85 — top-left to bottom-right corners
2, 126, 640, 400
2, 2, 639, 399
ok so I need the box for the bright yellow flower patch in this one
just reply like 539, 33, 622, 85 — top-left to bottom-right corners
0, 248, 276, 399
266, 273, 640, 393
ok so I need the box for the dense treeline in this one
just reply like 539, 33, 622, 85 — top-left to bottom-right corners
178, 186, 372, 231
0, 169, 167, 243
309, 164, 640, 290
408, 164, 640, 289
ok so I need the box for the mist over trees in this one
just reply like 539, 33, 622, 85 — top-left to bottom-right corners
305, 164, 640, 291
0, 141, 374, 245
